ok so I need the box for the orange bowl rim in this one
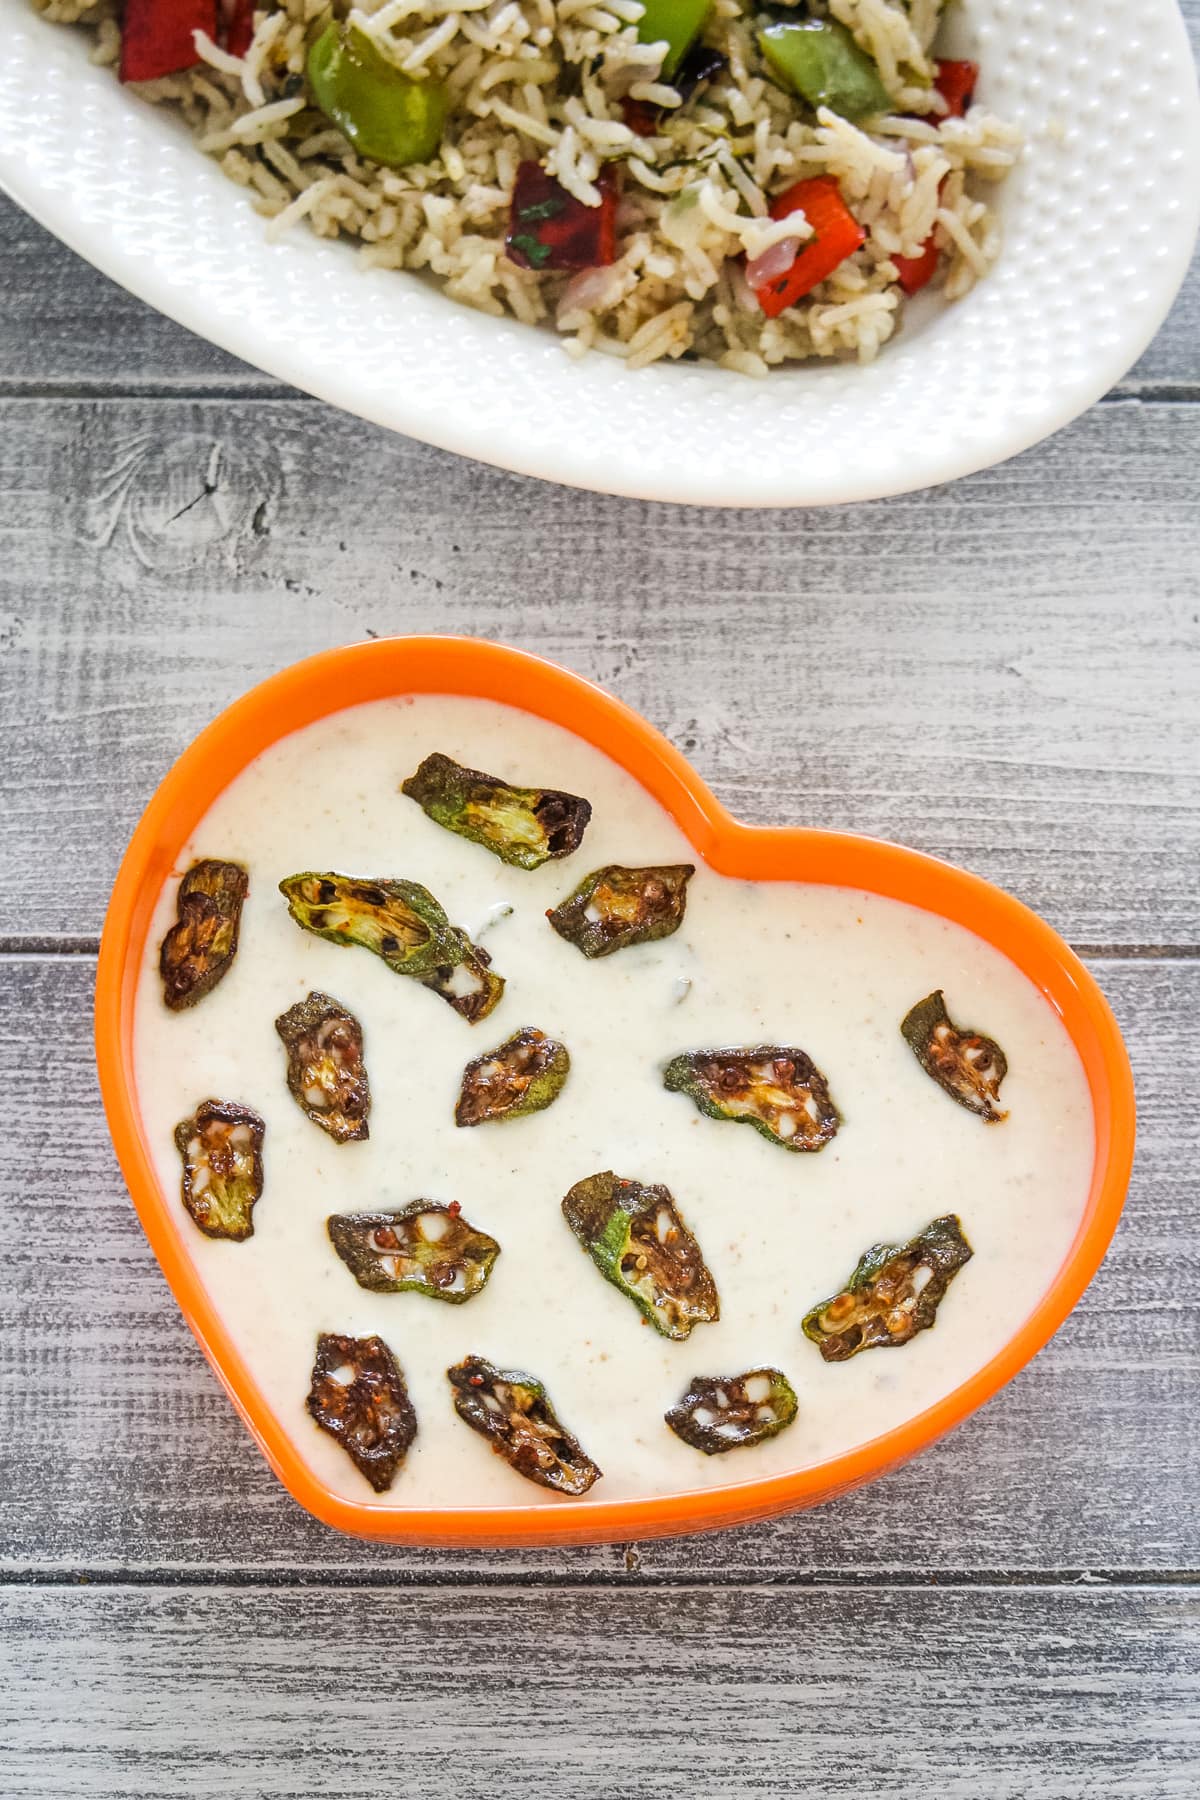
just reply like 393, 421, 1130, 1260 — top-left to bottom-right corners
94, 636, 1136, 1548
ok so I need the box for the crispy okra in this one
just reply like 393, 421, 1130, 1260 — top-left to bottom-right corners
159, 858, 249, 1011
277, 871, 503, 1022
455, 1027, 569, 1127
546, 863, 695, 958
802, 1213, 974, 1362
275, 991, 370, 1143
901, 990, 1009, 1122
662, 1045, 841, 1152
173, 1098, 265, 1241
401, 750, 591, 870
306, 1332, 417, 1492
447, 1356, 601, 1495
327, 1202, 500, 1301
665, 1369, 798, 1455
561, 1171, 718, 1339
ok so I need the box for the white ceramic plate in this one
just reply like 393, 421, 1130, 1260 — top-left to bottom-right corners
3, 0, 1198, 507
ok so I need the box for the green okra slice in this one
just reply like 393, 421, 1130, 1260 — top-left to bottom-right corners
401, 750, 592, 870
665, 1368, 798, 1455
546, 863, 695, 958
447, 1356, 601, 1495
328, 1201, 499, 1302
278, 871, 503, 1023
455, 1026, 570, 1127
662, 1045, 841, 1152
159, 858, 249, 1010
275, 991, 370, 1143
174, 1098, 265, 1241
802, 1213, 974, 1363
561, 1170, 718, 1339
901, 989, 1009, 1122
307, 1331, 417, 1492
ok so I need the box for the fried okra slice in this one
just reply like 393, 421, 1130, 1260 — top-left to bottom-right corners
278, 871, 503, 1023
447, 1356, 601, 1495
901, 990, 1009, 1122
401, 751, 591, 870
802, 1214, 974, 1363
275, 991, 370, 1143
173, 1099, 265, 1241
159, 858, 249, 1010
546, 863, 695, 958
327, 1202, 499, 1302
662, 1045, 841, 1152
307, 1332, 417, 1492
455, 1027, 570, 1127
561, 1171, 719, 1340
665, 1369, 798, 1455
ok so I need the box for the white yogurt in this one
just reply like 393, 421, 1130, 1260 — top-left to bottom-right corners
133, 696, 1095, 1509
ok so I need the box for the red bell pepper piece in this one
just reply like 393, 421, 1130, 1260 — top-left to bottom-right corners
223, 0, 256, 58
892, 236, 940, 295
750, 177, 865, 320
120, 0, 217, 82
621, 98, 660, 138
505, 162, 618, 272
931, 59, 978, 119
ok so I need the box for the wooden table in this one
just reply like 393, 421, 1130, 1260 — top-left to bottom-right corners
2, 51, 1198, 1788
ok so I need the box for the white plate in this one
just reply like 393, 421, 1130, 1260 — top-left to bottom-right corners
3, 0, 1198, 506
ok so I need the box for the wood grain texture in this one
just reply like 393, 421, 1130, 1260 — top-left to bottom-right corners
2, 1584, 1197, 1799
0, 396, 1197, 945
0, 952, 1194, 1580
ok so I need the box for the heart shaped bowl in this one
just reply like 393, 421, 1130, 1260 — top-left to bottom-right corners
95, 638, 1135, 1545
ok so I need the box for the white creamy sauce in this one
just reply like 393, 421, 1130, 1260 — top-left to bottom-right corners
133, 696, 1095, 1509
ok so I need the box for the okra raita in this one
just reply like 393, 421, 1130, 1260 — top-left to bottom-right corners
455, 1027, 570, 1127
447, 1356, 601, 1495
546, 862, 695, 958
277, 871, 503, 1022
173, 1098, 265, 1241
159, 858, 249, 1011
802, 1214, 974, 1362
901, 990, 1009, 1122
561, 1170, 719, 1339
665, 1369, 799, 1454
306, 1332, 417, 1492
401, 750, 591, 870
662, 1045, 841, 1151
275, 991, 370, 1143
327, 1202, 499, 1302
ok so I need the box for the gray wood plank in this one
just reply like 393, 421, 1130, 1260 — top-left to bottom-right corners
1, 952, 1194, 1580
1, 395, 1197, 947
3, 0, 1200, 398
1, 1584, 1196, 1798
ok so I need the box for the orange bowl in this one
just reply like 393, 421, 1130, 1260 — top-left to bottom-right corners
95, 637, 1136, 1547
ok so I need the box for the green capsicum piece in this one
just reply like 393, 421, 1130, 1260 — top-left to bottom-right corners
802, 1213, 973, 1362
328, 1201, 500, 1301
447, 1356, 601, 1495
546, 862, 695, 958
758, 19, 892, 120
561, 1170, 718, 1339
277, 871, 503, 1023
159, 857, 249, 1011
401, 751, 592, 870
307, 21, 447, 169
174, 1098, 265, 1241
901, 989, 1009, 1122
307, 1332, 417, 1492
665, 1368, 798, 1454
635, 0, 712, 80
455, 1027, 570, 1127
275, 991, 370, 1143
662, 1045, 841, 1152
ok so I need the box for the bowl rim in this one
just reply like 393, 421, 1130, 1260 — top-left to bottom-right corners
95, 635, 1136, 1546
5, 0, 1200, 507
